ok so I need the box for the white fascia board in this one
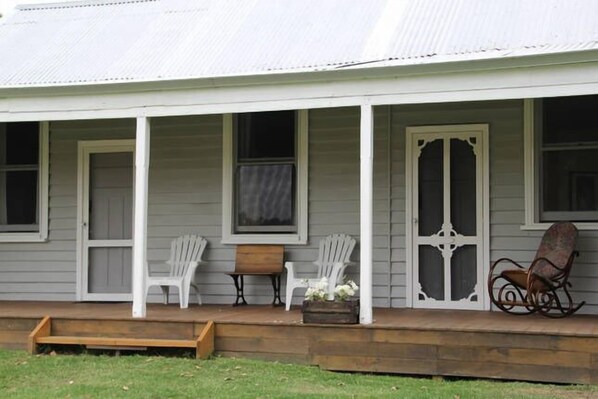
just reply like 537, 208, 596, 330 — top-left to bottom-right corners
2, 51, 598, 121
2, 47, 598, 94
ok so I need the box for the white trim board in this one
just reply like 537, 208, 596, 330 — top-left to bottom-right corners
359, 103, 374, 324
76, 139, 135, 302
3, 57, 598, 122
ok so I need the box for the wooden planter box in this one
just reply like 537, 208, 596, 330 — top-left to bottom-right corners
302, 299, 360, 324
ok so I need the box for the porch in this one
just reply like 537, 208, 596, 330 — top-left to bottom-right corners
1, 301, 597, 385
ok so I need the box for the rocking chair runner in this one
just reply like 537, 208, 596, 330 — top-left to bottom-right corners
488, 222, 584, 318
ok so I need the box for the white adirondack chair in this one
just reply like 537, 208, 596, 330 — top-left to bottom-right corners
145, 235, 208, 308
284, 233, 356, 311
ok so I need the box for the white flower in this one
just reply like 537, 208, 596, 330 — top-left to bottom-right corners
304, 277, 359, 302
333, 279, 359, 301
315, 277, 328, 291
304, 277, 329, 301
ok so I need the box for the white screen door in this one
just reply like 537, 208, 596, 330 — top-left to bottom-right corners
406, 125, 489, 310
77, 140, 135, 301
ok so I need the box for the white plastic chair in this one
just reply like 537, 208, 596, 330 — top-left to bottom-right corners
145, 235, 208, 308
284, 233, 356, 311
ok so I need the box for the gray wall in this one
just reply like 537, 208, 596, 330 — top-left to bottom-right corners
388, 101, 524, 308
388, 100, 597, 314
0, 112, 375, 305
149, 111, 373, 305
0, 119, 135, 300
0, 102, 596, 313
148, 109, 389, 306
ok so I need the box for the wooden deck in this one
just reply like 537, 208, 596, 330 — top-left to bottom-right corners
1, 301, 597, 384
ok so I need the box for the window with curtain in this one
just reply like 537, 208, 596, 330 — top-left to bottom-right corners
234, 111, 297, 233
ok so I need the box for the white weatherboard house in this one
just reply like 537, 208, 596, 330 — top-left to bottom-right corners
0, 0, 597, 322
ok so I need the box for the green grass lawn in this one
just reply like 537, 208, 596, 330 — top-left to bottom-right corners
0, 349, 596, 398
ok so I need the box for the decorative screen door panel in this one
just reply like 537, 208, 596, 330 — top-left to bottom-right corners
78, 141, 135, 302
408, 125, 488, 310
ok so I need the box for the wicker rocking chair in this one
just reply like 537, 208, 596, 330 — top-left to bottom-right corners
488, 222, 584, 318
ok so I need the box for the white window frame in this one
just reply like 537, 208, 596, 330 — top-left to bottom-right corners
0, 122, 49, 242
523, 99, 598, 230
222, 110, 308, 244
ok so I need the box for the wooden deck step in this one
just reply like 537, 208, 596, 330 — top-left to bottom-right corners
28, 316, 215, 359
50, 318, 197, 340
36, 336, 198, 348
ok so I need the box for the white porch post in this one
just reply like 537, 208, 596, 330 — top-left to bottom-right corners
359, 103, 374, 324
132, 116, 150, 318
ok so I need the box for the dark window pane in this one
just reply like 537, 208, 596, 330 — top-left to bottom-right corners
539, 96, 598, 221
542, 149, 598, 215
543, 95, 598, 145
236, 164, 295, 230
450, 138, 476, 236
451, 245, 477, 301
237, 111, 295, 160
6, 122, 39, 165
571, 174, 598, 211
418, 139, 443, 236
418, 245, 444, 301
5, 170, 38, 226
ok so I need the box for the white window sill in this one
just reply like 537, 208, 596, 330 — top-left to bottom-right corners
221, 233, 307, 245
521, 223, 598, 231
0, 233, 47, 242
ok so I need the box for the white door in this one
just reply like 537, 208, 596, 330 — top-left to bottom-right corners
406, 125, 489, 310
77, 140, 135, 301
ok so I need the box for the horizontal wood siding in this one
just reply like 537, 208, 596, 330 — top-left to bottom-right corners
0, 119, 135, 301
390, 101, 525, 308
390, 100, 597, 314
146, 115, 230, 304
303, 107, 391, 307
0, 112, 387, 305
150, 111, 388, 306
2, 103, 596, 313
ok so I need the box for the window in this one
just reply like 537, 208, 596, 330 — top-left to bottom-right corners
222, 110, 308, 244
524, 96, 598, 228
0, 122, 48, 241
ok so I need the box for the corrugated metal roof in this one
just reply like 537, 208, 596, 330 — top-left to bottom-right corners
1, 0, 598, 88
